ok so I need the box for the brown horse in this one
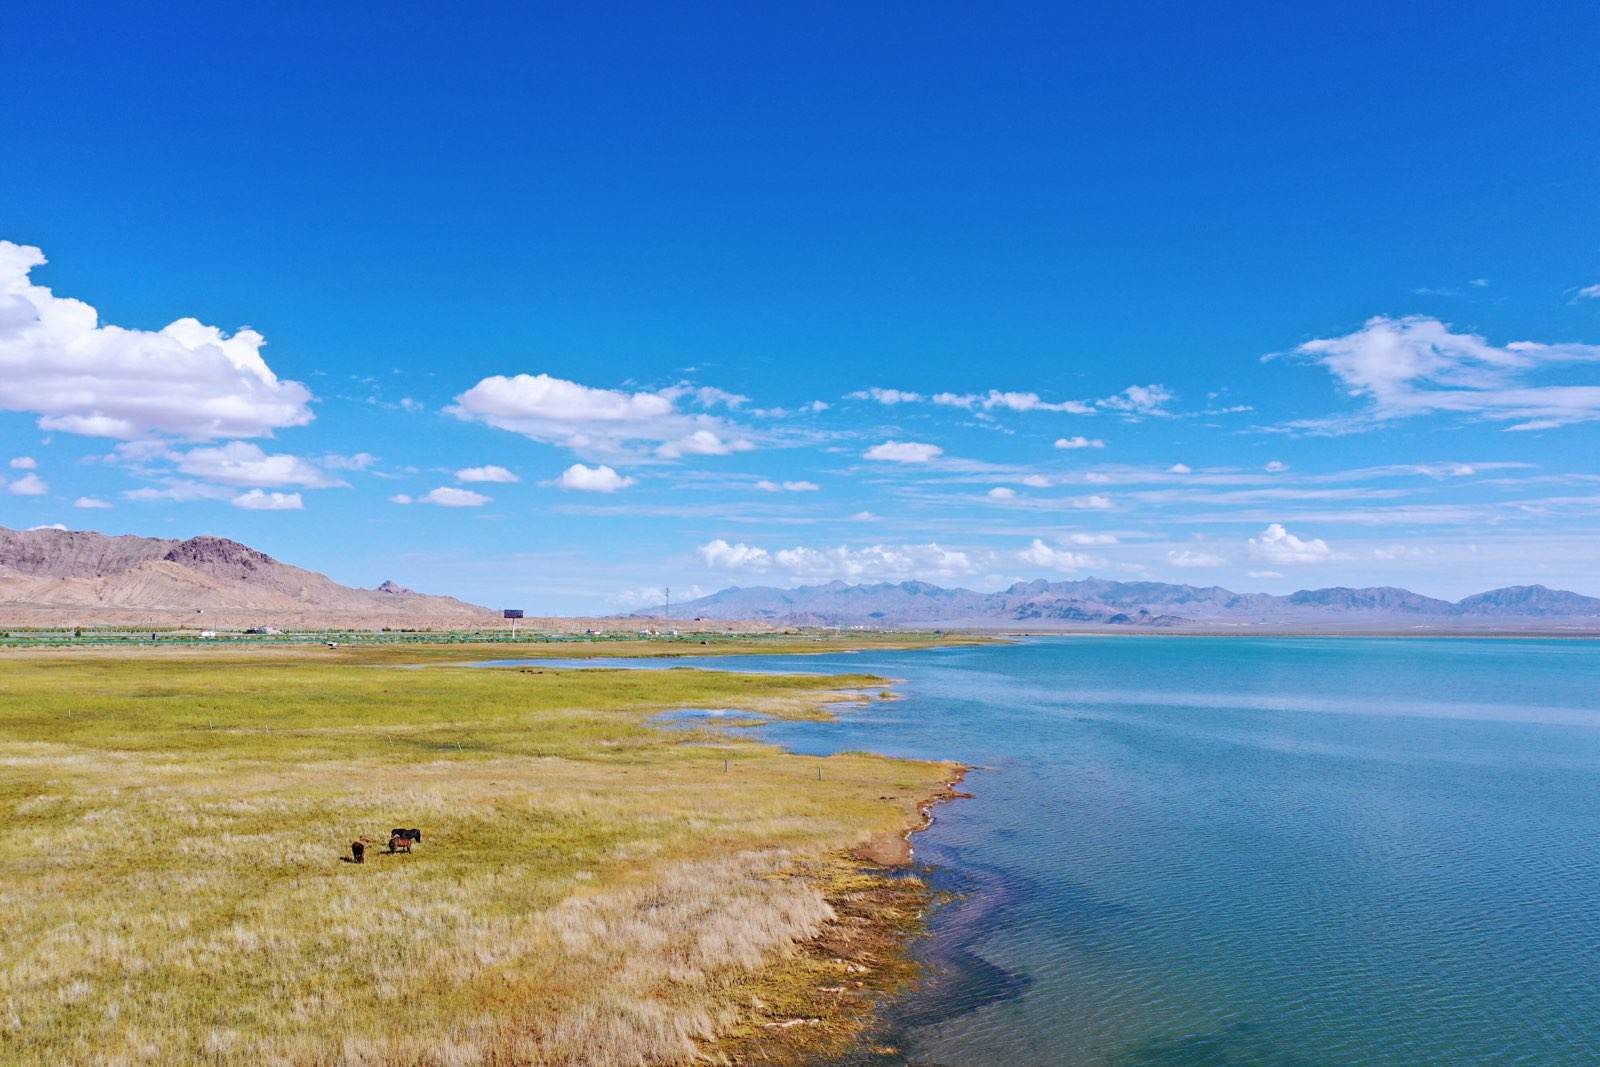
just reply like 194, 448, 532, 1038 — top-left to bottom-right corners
388, 833, 412, 854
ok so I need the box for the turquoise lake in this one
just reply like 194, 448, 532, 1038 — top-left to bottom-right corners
508, 637, 1600, 1065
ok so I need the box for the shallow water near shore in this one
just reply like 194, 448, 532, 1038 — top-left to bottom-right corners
502, 637, 1600, 1065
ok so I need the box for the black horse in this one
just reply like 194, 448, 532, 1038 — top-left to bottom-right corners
388, 828, 422, 852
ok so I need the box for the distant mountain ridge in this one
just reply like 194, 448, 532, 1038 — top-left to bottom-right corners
658, 578, 1600, 631
0, 525, 498, 628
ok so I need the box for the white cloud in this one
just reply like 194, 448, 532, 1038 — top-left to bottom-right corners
1247, 523, 1332, 564
698, 538, 983, 581
1167, 549, 1226, 567
9, 456, 36, 469
389, 493, 413, 505
322, 452, 378, 472
1021, 475, 1052, 488
664, 384, 748, 409
933, 390, 1093, 414
421, 486, 491, 507
849, 511, 879, 522
447, 372, 751, 460
1017, 539, 1100, 573
656, 429, 753, 458
1286, 315, 1600, 431
29, 523, 67, 531
73, 496, 112, 509
456, 464, 518, 483
1054, 436, 1105, 450
6, 472, 47, 495
123, 481, 233, 503
698, 539, 772, 570
0, 240, 314, 440
987, 486, 1017, 499
556, 463, 636, 493
613, 583, 709, 610
1098, 384, 1175, 417
1248, 570, 1284, 580
1073, 494, 1114, 509
753, 479, 820, 492
1168, 463, 1192, 474
1575, 284, 1600, 301
865, 440, 943, 463
847, 387, 924, 404
1066, 532, 1118, 545
1265, 460, 1289, 472
231, 489, 302, 511
176, 442, 345, 488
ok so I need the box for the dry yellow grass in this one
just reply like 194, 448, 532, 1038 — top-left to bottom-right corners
0, 651, 958, 1065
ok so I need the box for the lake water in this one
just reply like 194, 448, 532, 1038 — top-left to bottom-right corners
504, 638, 1600, 1065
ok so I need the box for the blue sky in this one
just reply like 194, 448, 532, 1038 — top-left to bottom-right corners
3, 2, 1598, 611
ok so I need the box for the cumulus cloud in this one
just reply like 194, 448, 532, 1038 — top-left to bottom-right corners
849, 511, 879, 522
1248, 523, 1332, 564
7, 472, 47, 495
421, 486, 490, 507
1073, 494, 1114, 509
9, 456, 36, 469
1020, 474, 1052, 488
389, 493, 413, 505
1066, 532, 1118, 545
1284, 315, 1600, 431
29, 523, 67, 531
1017, 539, 1100, 573
1265, 460, 1289, 472
231, 489, 302, 511
987, 486, 1017, 499
656, 429, 753, 459
73, 496, 112, 509
176, 442, 345, 488
1167, 549, 1225, 567
456, 464, 518, 483
697, 539, 773, 570
698, 538, 983, 581
556, 463, 635, 492
0, 240, 314, 440
864, 440, 942, 463
753, 479, 820, 492
1168, 463, 1192, 474
1054, 436, 1105, 450
447, 372, 752, 460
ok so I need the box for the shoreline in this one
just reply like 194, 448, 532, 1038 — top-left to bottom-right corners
711, 763, 974, 1065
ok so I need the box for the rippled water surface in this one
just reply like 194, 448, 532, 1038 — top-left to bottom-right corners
515, 638, 1600, 1064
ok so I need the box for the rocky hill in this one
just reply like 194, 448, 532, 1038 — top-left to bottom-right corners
660, 578, 1600, 631
0, 525, 500, 629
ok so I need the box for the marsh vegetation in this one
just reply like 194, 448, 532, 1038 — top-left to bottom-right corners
0, 647, 958, 1065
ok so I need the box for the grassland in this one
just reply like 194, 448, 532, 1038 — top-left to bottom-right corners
0, 646, 962, 1065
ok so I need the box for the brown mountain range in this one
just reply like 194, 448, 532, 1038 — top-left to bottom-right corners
0, 525, 500, 629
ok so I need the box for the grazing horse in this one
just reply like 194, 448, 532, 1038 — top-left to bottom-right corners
389, 828, 422, 845
351, 841, 365, 864
388, 833, 412, 854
